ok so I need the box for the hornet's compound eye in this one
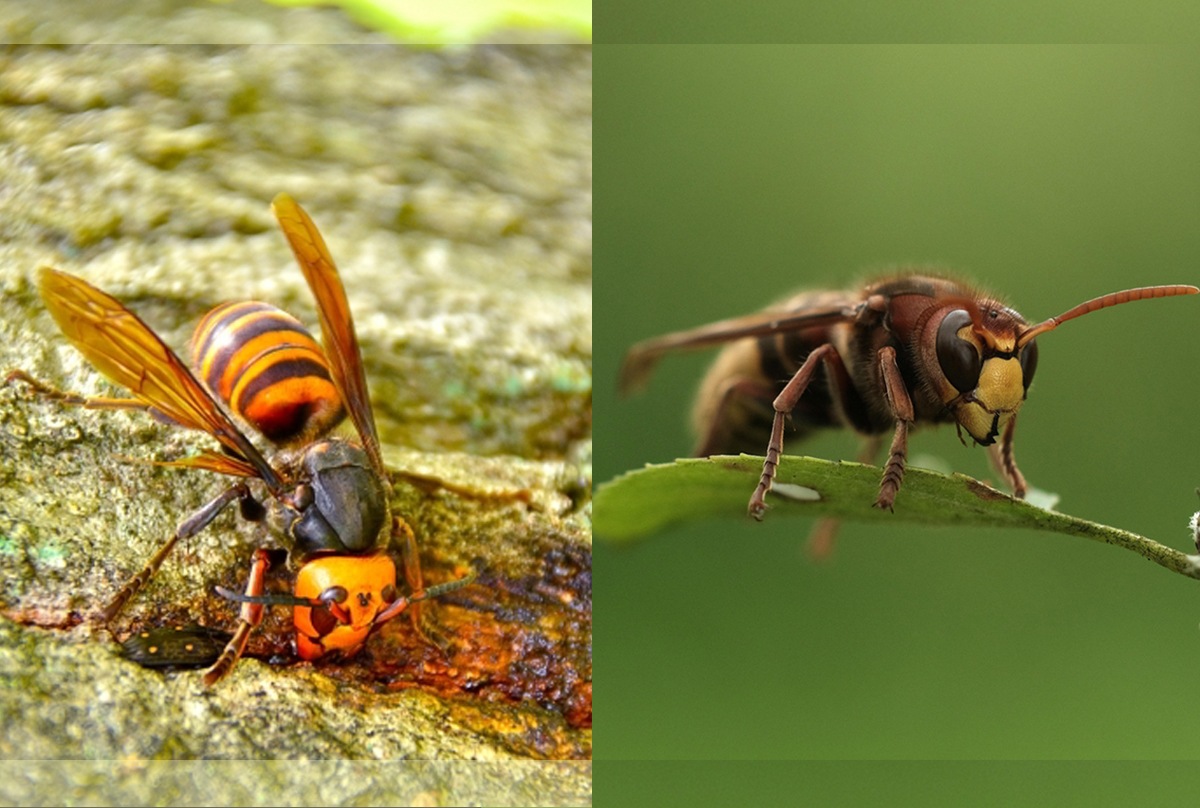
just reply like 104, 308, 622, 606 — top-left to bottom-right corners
1019, 338, 1038, 392
319, 586, 348, 605
936, 309, 982, 395
381, 584, 398, 604
309, 604, 339, 636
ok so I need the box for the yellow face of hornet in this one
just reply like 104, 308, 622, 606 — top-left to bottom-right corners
930, 306, 1039, 446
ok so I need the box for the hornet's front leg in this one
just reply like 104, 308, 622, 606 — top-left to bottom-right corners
986, 414, 1028, 499
202, 548, 271, 686
873, 346, 914, 512
395, 517, 451, 652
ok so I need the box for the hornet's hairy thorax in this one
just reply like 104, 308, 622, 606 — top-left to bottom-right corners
266, 438, 390, 563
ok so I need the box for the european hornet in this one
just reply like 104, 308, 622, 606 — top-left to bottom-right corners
621, 273, 1197, 548
7, 193, 473, 684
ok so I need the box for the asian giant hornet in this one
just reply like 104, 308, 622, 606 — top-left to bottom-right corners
621, 273, 1198, 542
6, 193, 473, 685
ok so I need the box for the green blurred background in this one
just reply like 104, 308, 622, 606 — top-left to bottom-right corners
595, 2, 1200, 44
596, 46, 1200, 760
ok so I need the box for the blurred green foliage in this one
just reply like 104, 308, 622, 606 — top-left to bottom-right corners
596, 47, 1200, 762
596, 0, 1200, 44
264, 0, 590, 41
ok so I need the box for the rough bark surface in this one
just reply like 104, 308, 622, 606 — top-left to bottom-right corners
0, 16, 591, 794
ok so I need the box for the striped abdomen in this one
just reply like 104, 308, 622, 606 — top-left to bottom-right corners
191, 301, 344, 444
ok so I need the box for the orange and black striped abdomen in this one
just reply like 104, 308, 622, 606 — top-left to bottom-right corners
192, 301, 345, 444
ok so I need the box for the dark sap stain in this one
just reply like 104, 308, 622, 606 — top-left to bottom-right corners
16, 542, 592, 753
360, 545, 592, 733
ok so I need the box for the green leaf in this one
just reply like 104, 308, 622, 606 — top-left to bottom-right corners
595, 455, 1198, 579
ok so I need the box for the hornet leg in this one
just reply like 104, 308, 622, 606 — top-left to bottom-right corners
873, 347, 915, 511
987, 415, 1028, 498
807, 434, 883, 560
102, 483, 252, 622
748, 343, 838, 520
395, 517, 450, 651
202, 548, 271, 686
6, 369, 151, 412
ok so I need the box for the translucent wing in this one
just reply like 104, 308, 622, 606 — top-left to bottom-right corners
37, 267, 283, 492
271, 193, 385, 478
620, 304, 857, 395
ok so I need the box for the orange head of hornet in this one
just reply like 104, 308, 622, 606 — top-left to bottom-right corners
291, 553, 399, 661
215, 554, 475, 662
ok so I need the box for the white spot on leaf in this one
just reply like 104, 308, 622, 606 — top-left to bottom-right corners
772, 483, 820, 502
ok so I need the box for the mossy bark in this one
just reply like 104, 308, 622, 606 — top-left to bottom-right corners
0, 29, 591, 781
